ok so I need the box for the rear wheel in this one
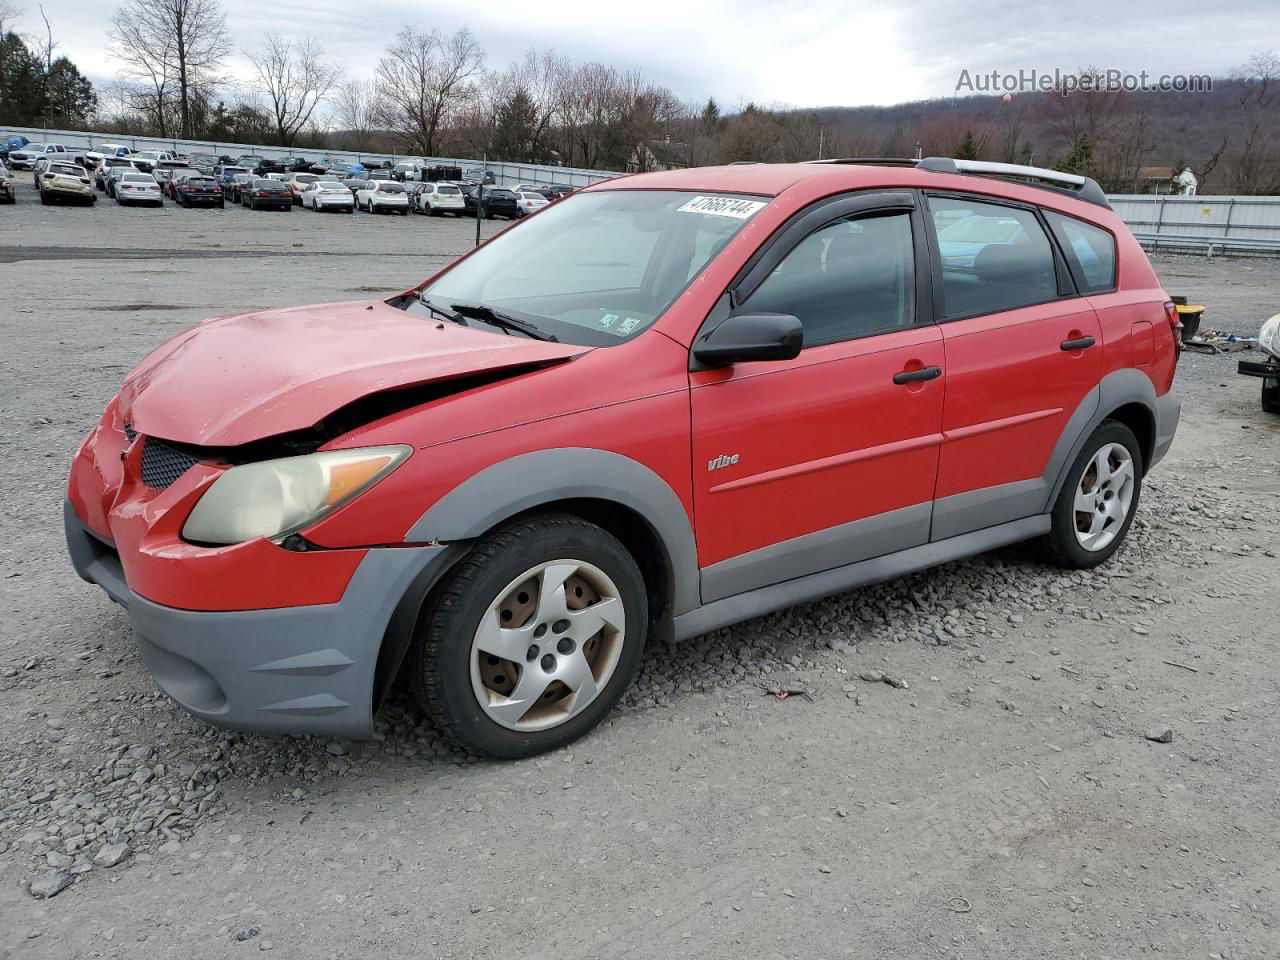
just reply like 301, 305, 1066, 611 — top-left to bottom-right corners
1045, 420, 1142, 569
1262, 377, 1280, 414
411, 514, 647, 759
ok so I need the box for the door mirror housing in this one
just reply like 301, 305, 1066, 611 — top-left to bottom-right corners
692, 313, 803, 368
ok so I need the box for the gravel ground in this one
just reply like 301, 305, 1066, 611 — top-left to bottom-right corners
2, 180, 1279, 959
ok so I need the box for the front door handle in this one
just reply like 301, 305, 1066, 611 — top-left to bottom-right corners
1060, 335, 1096, 351
893, 366, 942, 385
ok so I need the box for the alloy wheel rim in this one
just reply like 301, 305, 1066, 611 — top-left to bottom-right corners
1073, 442, 1135, 551
469, 559, 625, 732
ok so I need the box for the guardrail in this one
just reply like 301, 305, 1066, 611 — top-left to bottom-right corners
0, 125, 621, 189
1109, 194, 1280, 257
1132, 232, 1280, 257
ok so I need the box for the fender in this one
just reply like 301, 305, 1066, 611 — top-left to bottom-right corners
1043, 368, 1164, 508
406, 447, 700, 617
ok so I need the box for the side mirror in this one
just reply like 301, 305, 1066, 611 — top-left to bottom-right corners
692, 313, 803, 368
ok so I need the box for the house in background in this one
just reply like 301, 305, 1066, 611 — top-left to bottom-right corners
1135, 165, 1198, 195
628, 138, 690, 173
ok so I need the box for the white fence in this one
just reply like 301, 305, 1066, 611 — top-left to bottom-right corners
0, 125, 622, 190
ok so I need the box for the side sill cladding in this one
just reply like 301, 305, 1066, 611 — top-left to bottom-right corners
406, 448, 701, 617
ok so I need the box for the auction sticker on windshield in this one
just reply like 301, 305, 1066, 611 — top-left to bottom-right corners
677, 195, 767, 219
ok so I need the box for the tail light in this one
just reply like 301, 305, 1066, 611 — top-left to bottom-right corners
121, 184, 132, 190
1164, 300, 1183, 352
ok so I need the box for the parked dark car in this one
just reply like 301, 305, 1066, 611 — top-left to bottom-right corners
341, 177, 368, 198
173, 175, 225, 207
280, 157, 312, 172
242, 178, 293, 211
235, 156, 268, 174
226, 174, 255, 204
543, 183, 576, 200
462, 185, 518, 220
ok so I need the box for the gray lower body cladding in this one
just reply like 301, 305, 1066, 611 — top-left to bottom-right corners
65, 499, 450, 738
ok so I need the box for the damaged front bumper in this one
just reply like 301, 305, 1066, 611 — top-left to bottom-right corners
65, 498, 451, 738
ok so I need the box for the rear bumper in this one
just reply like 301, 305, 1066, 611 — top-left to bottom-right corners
65, 499, 454, 738
1151, 389, 1181, 469
1238, 358, 1280, 380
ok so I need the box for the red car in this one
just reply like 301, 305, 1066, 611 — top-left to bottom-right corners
66, 158, 1180, 758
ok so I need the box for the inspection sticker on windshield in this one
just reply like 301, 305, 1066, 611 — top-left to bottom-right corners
677, 196, 767, 219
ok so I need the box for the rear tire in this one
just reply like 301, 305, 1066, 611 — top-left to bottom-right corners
1262, 378, 1280, 415
410, 513, 647, 759
1044, 420, 1143, 569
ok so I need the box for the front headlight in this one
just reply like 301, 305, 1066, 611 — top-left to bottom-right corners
1258, 313, 1280, 358
182, 445, 410, 545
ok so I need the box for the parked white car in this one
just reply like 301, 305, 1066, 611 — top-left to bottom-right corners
8, 142, 67, 170
83, 143, 132, 168
356, 180, 409, 214
130, 150, 176, 173
514, 190, 550, 218
302, 179, 356, 213
285, 173, 321, 205
37, 162, 95, 205
114, 172, 163, 206
411, 181, 466, 216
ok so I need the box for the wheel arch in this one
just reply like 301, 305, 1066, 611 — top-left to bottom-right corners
405, 448, 698, 619
1045, 368, 1160, 508
373, 449, 699, 710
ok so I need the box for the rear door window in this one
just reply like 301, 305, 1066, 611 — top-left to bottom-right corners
928, 196, 1059, 318
1043, 211, 1117, 292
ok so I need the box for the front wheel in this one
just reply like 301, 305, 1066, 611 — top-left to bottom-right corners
410, 514, 647, 759
1044, 420, 1143, 569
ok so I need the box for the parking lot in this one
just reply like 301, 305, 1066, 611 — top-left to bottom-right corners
2, 174, 1279, 960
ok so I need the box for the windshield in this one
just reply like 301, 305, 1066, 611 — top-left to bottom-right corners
416, 190, 766, 345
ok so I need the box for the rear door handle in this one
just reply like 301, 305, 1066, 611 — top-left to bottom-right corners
893, 366, 942, 385
1060, 336, 1096, 351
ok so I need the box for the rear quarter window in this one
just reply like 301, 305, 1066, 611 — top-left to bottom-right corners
1044, 211, 1117, 293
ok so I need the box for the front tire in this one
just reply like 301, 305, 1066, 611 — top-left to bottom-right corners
1044, 420, 1143, 569
411, 514, 648, 759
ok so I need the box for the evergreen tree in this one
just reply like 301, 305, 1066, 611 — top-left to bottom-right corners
953, 129, 979, 160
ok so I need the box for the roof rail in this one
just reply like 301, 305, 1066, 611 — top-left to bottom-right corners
917, 157, 1111, 209
807, 157, 921, 167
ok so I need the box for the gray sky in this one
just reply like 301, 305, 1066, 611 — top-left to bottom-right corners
15, 0, 1276, 108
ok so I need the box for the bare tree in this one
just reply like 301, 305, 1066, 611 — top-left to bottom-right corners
108, 0, 229, 139
1042, 67, 1126, 149
374, 26, 483, 155
333, 78, 375, 151
245, 33, 340, 147
1224, 52, 1280, 194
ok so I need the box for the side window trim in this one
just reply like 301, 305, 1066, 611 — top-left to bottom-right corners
922, 190, 1078, 323
1043, 210, 1118, 294
691, 190, 933, 356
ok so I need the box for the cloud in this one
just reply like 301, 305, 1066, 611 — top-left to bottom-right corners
16, 0, 1273, 109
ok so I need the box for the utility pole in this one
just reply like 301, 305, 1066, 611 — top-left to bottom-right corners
818, 128, 825, 161
474, 152, 485, 247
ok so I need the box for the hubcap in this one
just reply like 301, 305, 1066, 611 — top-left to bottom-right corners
1073, 442, 1135, 552
470, 560, 625, 732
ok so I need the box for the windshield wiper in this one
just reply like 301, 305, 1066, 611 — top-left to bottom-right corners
449, 302, 558, 342
416, 292, 467, 325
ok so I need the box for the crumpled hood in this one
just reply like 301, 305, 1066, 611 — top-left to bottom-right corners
119, 299, 586, 446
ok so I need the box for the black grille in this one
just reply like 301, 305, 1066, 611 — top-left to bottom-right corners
123, 422, 137, 442
140, 437, 200, 490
